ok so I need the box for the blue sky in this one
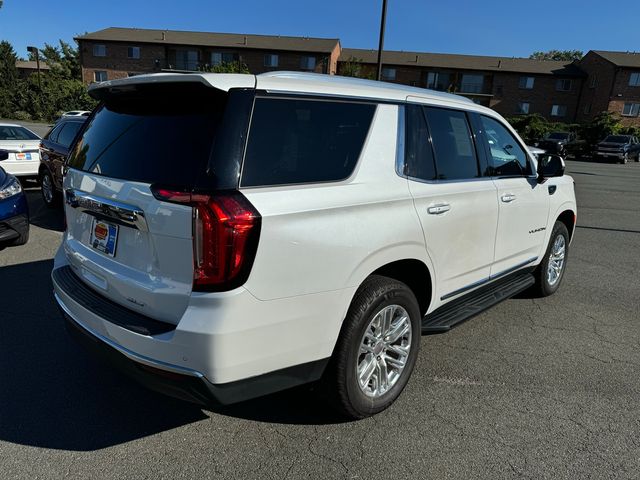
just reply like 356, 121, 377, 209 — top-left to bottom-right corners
1, 0, 638, 59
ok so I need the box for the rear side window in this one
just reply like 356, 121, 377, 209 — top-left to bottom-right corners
68, 83, 227, 186
57, 122, 83, 149
424, 107, 479, 180
241, 98, 375, 187
405, 105, 436, 181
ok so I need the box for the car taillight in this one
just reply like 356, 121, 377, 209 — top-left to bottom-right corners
151, 186, 261, 292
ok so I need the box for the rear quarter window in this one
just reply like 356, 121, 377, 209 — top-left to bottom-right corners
241, 98, 376, 187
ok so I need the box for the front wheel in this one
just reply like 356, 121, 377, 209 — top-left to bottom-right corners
621, 153, 629, 164
323, 275, 421, 419
533, 221, 569, 297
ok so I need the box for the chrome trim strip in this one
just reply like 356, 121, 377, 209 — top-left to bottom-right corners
54, 291, 204, 378
65, 189, 148, 232
440, 256, 538, 301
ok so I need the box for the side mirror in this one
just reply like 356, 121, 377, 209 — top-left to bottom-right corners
537, 154, 565, 184
0, 150, 8, 161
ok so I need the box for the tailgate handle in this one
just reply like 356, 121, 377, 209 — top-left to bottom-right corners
65, 189, 148, 231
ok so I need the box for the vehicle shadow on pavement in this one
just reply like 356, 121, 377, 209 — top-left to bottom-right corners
23, 187, 64, 232
0, 259, 208, 451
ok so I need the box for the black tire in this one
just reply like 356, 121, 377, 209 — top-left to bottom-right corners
621, 153, 629, 164
322, 275, 421, 419
40, 169, 61, 207
533, 221, 569, 297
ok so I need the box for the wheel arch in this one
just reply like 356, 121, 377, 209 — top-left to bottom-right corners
557, 209, 576, 241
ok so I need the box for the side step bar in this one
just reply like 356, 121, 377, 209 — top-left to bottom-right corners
422, 271, 535, 334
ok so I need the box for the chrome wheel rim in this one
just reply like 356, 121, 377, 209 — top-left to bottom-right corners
42, 174, 53, 203
547, 235, 566, 286
356, 304, 412, 398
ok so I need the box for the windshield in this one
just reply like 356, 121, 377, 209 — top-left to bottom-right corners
546, 132, 570, 140
603, 135, 630, 144
0, 126, 40, 141
67, 83, 227, 186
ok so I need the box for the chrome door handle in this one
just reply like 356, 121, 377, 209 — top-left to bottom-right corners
427, 203, 451, 215
501, 193, 516, 203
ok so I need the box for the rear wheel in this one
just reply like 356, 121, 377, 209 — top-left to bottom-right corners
533, 221, 569, 297
323, 275, 421, 419
40, 170, 60, 207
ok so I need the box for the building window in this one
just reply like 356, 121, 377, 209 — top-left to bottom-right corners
175, 50, 198, 70
300, 56, 316, 71
589, 75, 597, 88
556, 79, 572, 91
93, 44, 106, 57
495, 85, 503, 96
551, 104, 567, 117
94, 70, 107, 82
127, 46, 140, 59
629, 72, 640, 87
584, 103, 592, 114
622, 103, 640, 116
382, 67, 396, 80
264, 54, 279, 67
519, 76, 535, 89
460, 74, 484, 93
211, 52, 237, 66
426, 72, 451, 91
517, 102, 530, 114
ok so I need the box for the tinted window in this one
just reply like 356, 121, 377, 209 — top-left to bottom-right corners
45, 124, 64, 143
481, 116, 531, 176
547, 132, 570, 140
241, 98, 375, 187
68, 84, 227, 186
57, 122, 83, 148
405, 105, 436, 180
0, 126, 39, 141
424, 107, 478, 180
603, 135, 630, 143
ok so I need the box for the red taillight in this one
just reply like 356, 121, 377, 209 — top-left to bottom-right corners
151, 187, 261, 292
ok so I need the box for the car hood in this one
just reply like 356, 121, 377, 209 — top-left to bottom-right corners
0, 139, 41, 151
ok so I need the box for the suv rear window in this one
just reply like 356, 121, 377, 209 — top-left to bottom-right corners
67, 83, 227, 186
241, 98, 375, 187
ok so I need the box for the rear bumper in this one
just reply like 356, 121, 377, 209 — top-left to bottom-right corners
0, 160, 39, 176
59, 298, 327, 405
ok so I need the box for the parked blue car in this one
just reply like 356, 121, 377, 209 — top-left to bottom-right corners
0, 159, 29, 249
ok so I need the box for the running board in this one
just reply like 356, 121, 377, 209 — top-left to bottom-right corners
422, 271, 535, 334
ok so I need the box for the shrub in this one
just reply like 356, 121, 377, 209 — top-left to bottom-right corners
11, 110, 31, 121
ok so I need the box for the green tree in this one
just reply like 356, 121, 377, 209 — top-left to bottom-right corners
338, 56, 375, 80
0, 40, 19, 117
529, 50, 584, 61
577, 111, 621, 149
201, 61, 250, 74
28, 40, 81, 79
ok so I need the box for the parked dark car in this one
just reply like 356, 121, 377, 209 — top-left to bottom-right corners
536, 132, 582, 157
39, 116, 87, 207
0, 163, 29, 249
594, 135, 640, 164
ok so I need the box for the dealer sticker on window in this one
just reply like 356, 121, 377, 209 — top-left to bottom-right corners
89, 218, 119, 257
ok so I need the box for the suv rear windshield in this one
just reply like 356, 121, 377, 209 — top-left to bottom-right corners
241, 97, 376, 187
67, 83, 227, 186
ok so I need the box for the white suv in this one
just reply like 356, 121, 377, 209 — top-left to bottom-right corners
52, 72, 576, 418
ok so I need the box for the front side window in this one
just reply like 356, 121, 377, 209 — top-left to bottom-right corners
264, 54, 279, 67
517, 102, 530, 114
127, 46, 140, 59
556, 79, 572, 91
94, 70, 107, 82
300, 56, 316, 70
622, 103, 640, 116
460, 74, 484, 93
480, 116, 531, 177
424, 107, 479, 180
241, 98, 375, 187
551, 104, 567, 117
93, 44, 106, 57
629, 72, 640, 87
404, 105, 436, 181
382, 67, 396, 80
519, 76, 535, 89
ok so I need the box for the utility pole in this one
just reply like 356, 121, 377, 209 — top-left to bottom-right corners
376, 0, 388, 81
26, 46, 41, 91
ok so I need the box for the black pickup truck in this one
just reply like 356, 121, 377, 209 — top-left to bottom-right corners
536, 132, 582, 157
594, 135, 640, 164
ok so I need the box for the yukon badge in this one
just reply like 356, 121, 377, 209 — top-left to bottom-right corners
529, 227, 546, 234
126, 297, 146, 307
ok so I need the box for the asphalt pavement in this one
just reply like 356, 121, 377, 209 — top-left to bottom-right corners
1, 159, 639, 479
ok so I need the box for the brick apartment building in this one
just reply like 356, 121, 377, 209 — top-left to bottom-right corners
75, 27, 640, 126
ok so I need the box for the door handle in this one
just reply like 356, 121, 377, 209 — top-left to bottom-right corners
501, 193, 516, 203
427, 203, 451, 215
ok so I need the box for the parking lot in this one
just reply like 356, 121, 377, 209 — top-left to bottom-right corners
1, 159, 639, 479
